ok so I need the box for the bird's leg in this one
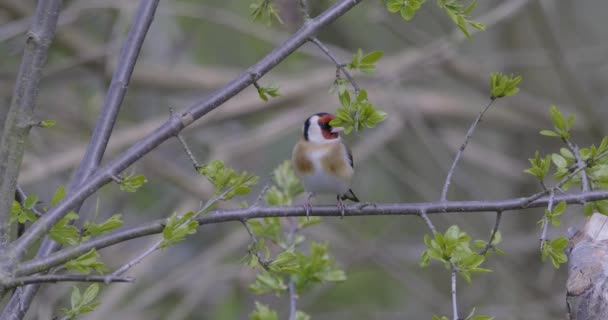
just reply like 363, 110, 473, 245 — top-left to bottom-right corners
337, 195, 345, 219
303, 192, 314, 218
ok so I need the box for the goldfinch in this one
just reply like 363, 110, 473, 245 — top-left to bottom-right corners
292, 112, 359, 217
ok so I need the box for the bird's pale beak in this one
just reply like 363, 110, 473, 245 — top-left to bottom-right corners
331, 127, 344, 133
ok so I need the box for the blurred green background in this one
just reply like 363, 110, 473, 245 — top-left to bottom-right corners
1, 0, 607, 319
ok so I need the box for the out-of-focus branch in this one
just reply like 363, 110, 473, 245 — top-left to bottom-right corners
15, 188, 608, 277
529, 0, 603, 139
0, 0, 62, 254
1, 1, 160, 318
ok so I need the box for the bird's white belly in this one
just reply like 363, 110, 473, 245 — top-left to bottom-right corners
301, 169, 349, 195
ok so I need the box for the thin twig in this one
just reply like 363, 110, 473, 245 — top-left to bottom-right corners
565, 140, 590, 193
12, 0, 364, 261
14, 186, 43, 218
418, 210, 437, 234
299, 0, 311, 22
176, 134, 201, 168
309, 37, 360, 93
3, 274, 133, 289
451, 266, 458, 320
480, 211, 502, 255
539, 190, 554, 249
286, 216, 298, 320
441, 99, 497, 201
16, 188, 608, 277
241, 220, 270, 270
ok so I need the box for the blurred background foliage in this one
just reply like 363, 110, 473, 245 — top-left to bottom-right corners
1, 0, 607, 319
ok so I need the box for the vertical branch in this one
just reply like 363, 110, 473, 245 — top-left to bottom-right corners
440, 99, 496, 201
0, 0, 63, 253
287, 217, 298, 320
539, 190, 555, 248
1, 1, 160, 318
451, 266, 458, 320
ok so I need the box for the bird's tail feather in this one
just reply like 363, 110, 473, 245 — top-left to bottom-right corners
340, 189, 359, 202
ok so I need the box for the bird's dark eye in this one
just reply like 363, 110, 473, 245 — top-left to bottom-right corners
320, 123, 331, 130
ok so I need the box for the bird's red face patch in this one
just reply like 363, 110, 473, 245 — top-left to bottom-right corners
317, 114, 338, 140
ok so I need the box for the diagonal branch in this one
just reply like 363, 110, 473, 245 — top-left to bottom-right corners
15, 189, 608, 277
11, 0, 364, 262
1, 0, 161, 318
440, 99, 497, 201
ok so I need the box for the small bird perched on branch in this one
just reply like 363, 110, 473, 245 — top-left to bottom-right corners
292, 112, 359, 217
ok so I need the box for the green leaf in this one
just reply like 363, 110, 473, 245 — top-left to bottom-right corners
250, 0, 283, 26
62, 284, 101, 318
295, 311, 310, 320
249, 302, 279, 320
256, 85, 280, 102
49, 211, 80, 246
249, 271, 287, 295
65, 249, 107, 274
490, 72, 522, 98
24, 195, 38, 209
39, 119, 56, 128
51, 185, 66, 206
119, 173, 147, 192
197, 160, 259, 200
83, 213, 124, 238
268, 251, 299, 273
551, 153, 567, 168
161, 211, 199, 248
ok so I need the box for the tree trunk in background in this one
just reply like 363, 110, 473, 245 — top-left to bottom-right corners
567, 213, 608, 320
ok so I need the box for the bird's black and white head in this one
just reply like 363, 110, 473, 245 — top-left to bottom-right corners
302, 113, 344, 143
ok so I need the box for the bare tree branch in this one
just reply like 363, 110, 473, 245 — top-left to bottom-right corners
11, 0, 364, 262
480, 211, 503, 255
0, 0, 62, 254
14, 189, 608, 277
2, 274, 133, 289
0, 0, 160, 318
441, 99, 497, 201
309, 37, 360, 93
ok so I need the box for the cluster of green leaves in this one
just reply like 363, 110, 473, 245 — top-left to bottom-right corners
265, 161, 304, 206
161, 161, 258, 248
330, 49, 386, 134
384, 0, 426, 20
541, 237, 568, 268
330, 89, 387, 134
250, 0, 283, 26
256, 84, 280, 102
525, 105, 608, 269
119, 173, 147, 192
542, 201, 567, 228
10, 195, 39, 224
540, 105, 575, 139
161, 211, 199, 249
12, 186, 122, 274
434, 307, 493, 320
247, 162, 341, 319
65, 249, 107, 274
249, 241, 346, 293
437, 0, 485, 39
420, 225, 491, 283
347, 49, 383, 75
61, 284, 101, 319
38, 119, 56, 128
197, 160, 259, 200
489, 72, 521, 99
528, 105, 608, 216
